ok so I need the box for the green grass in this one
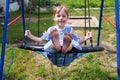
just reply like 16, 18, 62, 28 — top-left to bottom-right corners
31, 0, 114, 9
3, 50, 117, 80
54, 0, 114, 8
0, 3, 117, 80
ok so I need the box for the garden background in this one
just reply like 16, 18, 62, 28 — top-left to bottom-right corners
0, 0, 117, 80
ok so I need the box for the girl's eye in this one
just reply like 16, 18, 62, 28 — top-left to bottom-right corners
56, 15, 67, 18
62, 15, 66, 17
57, 15, 60, 17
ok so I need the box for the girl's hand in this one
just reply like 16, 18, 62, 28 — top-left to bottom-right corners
25, 30, 31, 37
85, 31, 92, 40
66, 19, 72, 24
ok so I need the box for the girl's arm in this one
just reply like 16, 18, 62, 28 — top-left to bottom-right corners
25, 30, 46, 43
69, 27, 92, 44
79, 31, 92, 44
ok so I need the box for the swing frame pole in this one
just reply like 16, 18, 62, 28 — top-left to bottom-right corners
115, 0, 120, 80
97, 0, 104, 46
0, 0, 25, 79
21, 0, 27, 45
0, 0, 10, 79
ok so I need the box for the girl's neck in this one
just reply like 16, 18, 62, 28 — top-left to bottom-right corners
55, 25, 65, 30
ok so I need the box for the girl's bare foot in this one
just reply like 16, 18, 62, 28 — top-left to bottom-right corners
62, 33, 72, 53
50, 29, 61, 52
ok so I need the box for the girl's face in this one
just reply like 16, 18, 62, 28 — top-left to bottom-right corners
53, 9, 68, 29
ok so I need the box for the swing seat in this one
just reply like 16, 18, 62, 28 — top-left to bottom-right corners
17, 44, 104, 53
17, 44, 104, 67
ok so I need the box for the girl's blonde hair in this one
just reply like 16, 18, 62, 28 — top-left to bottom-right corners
53, 6, 69, 17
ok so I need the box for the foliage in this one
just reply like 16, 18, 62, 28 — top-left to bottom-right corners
33, 0, 58, 7
32, 0, 114, 10
49, 0, 114, 8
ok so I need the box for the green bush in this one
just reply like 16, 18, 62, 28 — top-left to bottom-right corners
49, 0, 114, 8
33, 0, 58, 7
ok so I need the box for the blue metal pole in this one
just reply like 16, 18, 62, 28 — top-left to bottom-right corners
0, 0, 10, 79
97, 0, 104, 46
21, 0, 26, 44
115, 0, 120, 80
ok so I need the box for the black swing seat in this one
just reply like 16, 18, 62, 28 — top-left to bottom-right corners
17, 44, 104, 53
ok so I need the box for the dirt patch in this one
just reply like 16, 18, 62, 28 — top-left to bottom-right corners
101, 42, 116, 53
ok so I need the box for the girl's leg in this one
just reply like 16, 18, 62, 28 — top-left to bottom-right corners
50, 29, 61, 52
62, 33, 72, 53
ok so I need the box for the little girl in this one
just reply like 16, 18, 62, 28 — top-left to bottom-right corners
25, 6, 92, 66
